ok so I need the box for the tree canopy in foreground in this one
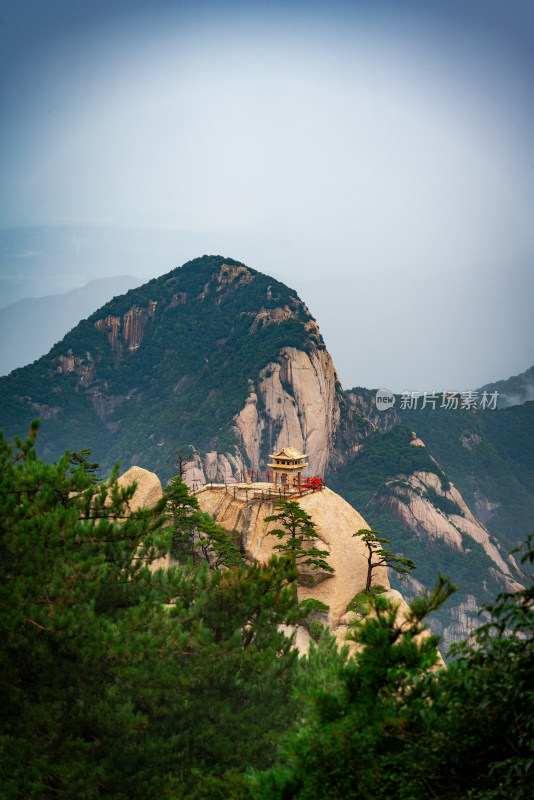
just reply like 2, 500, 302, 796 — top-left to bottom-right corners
0, 424, 311, 798
1, 424, 533, 799
253, 544, 534, 800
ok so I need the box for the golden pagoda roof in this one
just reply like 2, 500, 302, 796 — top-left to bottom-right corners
269, 447, 307, 460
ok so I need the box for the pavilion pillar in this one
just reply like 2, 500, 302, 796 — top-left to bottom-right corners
268, 449, 308, 496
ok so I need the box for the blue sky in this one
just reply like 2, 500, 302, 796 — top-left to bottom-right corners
1, 0, 533, 391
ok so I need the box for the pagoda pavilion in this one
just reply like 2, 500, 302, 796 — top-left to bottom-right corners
268, 447, 308, 491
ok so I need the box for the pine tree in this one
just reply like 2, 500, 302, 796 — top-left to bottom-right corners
251, 577, 456, 800
353, 528, 416, 592
264, 499, 334, 580
0, 424, 307, 798
164, 473, 203, 561
68, 446, 100, 480
252, 537, 534, 800
164, 474, 243, 569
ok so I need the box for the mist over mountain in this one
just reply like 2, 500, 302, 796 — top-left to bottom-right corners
0, 226, 208, 307
0, 276, 141, 376
479, 365, 534, 408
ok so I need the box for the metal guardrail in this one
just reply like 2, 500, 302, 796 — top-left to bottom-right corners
192, 475, 325, 504
193, 483, 323, 504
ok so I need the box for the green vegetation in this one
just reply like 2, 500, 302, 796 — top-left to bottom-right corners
252, 550, 534, 799
347, 584, 387, 617
352, 528, 416, 592
0, 425, 309, 798
307, 619, 326, 642
2, 425, 534, 799
67, 446, 101, 480
265, 499, 334, 581
0, 256, 320, 484
164, 474, 243, 569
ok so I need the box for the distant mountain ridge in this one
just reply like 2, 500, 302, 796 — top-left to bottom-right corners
340, 386, 534, 550
479, 364, 534, 408
327, 418, 526, 649
0, 276, 141, 376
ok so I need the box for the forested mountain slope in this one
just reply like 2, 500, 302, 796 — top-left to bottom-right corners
344, 387, 534, 553
0, 276, 140, 376
2, 255, 531, 649
479, 363, 534, 407
0, 256, 343, 483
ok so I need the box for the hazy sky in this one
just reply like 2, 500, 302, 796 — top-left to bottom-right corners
1, 0, 533, 391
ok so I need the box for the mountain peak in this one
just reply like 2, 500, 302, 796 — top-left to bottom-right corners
0, 255, 336, 482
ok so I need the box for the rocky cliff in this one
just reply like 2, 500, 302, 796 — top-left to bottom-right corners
114, 466, 441, 659
378, 468, 521, 589
196, 485, 387, 633
0, 256, 345, 483
194, 483, 441, 660
95, 300, 157, 357
186, 342, 342, 484
1, 254, 527, 652
374, 456, 524, 648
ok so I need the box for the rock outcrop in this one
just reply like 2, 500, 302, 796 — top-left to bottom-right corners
117, 465, 383, 634
195, 483, 444, 660
56, 348, 96, 387
196, 485, 386, 632
116, 466, 169, 572
117, 465, 163, 511
94, 300, 157, 358
115, 467, 442, 661
378, 468, 522, 592
231, 344, 342, 477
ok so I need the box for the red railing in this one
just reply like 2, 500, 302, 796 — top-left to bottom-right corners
197, 471, 326, 498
